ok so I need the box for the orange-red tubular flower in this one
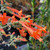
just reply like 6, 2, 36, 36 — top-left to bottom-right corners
0, 28, 4, 32
24, 18, 32, 27
12, 32, 15, 35
0, 13, 11, 25
18, 9, 23, 16
17, 28, 27, 37
32, 23, 49, 34
12, 13, 22, 19
3, 34, 10, 37
6, 7, 28, 18
6, 6, 19, 13
11, 16, 18, 23
25, 17, 33, 26
7, 6, 23, 16
28, 17, 33, 23
1, 0, 3, 5
14, 45, 17, 48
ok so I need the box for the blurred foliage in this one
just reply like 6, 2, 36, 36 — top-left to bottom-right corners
35, 0, 50, 32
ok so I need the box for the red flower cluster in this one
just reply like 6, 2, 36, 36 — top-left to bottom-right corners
19, 19, 49, 42
0, 13, 11, 25
17, 28, 27, 37
6, 6, 28, 19
0, 6, 49, 42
